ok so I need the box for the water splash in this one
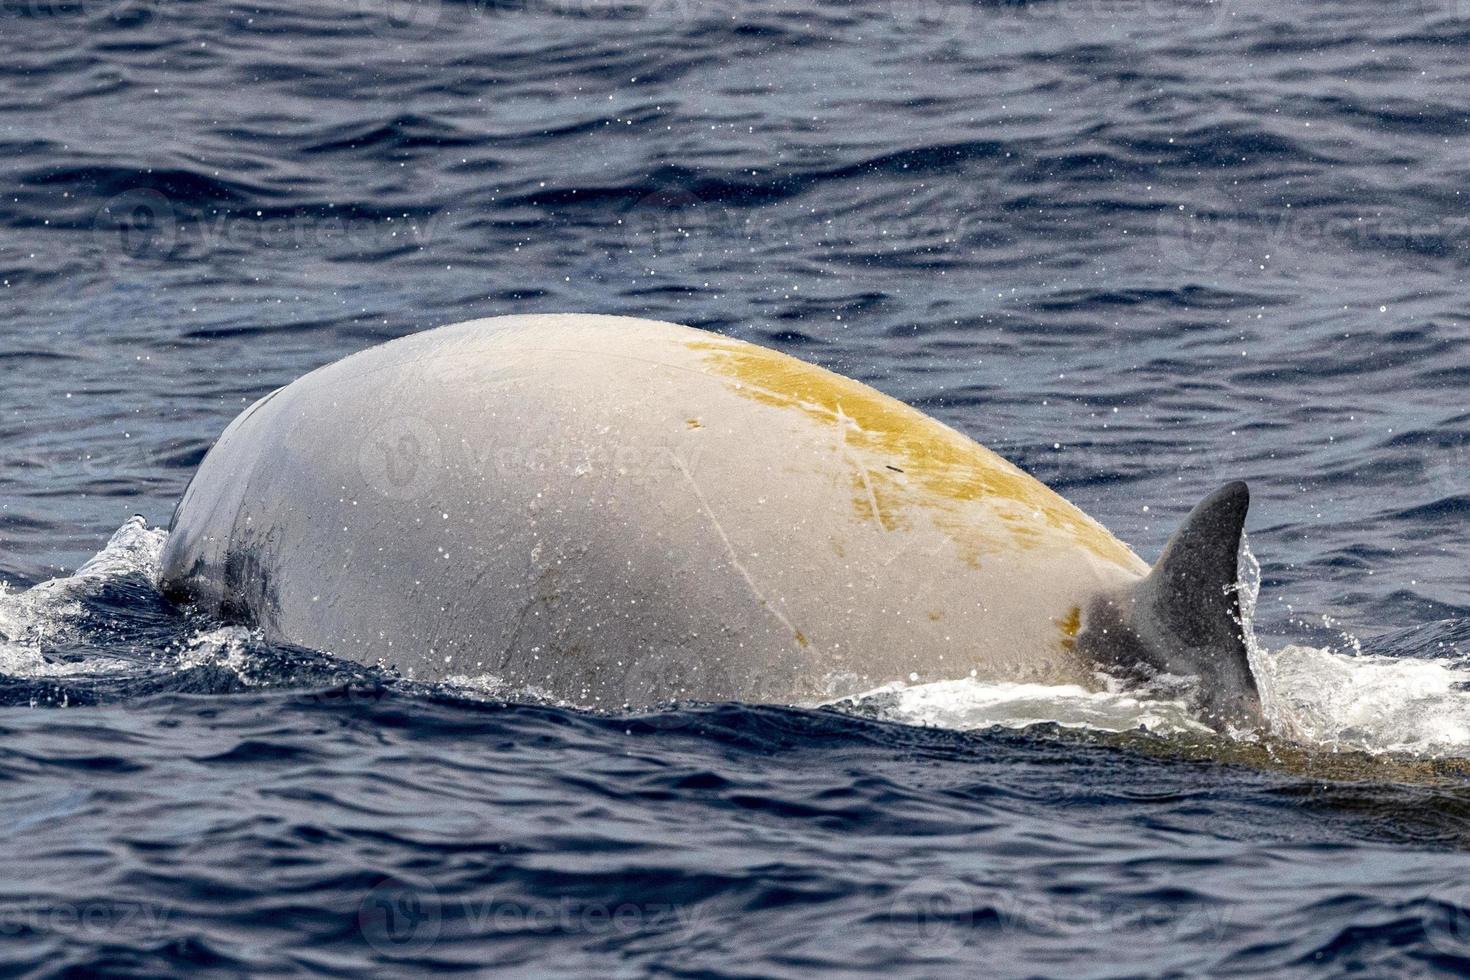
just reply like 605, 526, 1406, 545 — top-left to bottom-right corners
1238, 536, 1470, 756
1255, 645, 1470, 757
0, 516, 167, 676
0, 519, 295, 693
827, 677, 1213, 736
1236, 532, 1281, 730
5, 520, 1470, 759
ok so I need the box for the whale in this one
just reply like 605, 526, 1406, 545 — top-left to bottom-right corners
158, 314, 1263, 729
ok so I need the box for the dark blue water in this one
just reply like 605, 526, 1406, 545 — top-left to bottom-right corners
4, 0, 1470, 975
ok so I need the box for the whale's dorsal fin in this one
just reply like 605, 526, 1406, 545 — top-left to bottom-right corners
1081, 481, 1262, 730
1140, 481, 1251, 654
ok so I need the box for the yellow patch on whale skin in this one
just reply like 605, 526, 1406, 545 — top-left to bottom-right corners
1056, 606, 1081, 651
687, 337, 1141, 570
849, 468, 910, 533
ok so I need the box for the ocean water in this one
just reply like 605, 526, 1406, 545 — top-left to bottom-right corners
3, 0, 1470, 975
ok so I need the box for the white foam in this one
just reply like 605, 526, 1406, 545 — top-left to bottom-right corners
829, 677, 1214, 736
1255, 643, 1470, 756
0, 520, 275, 683
1236, 537, 1470, 756
0, 516, 167, 677
829, 644, 1470, 758
174, 626, 267, 674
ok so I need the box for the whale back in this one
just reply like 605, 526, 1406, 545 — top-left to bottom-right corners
159, 315, 1259, 720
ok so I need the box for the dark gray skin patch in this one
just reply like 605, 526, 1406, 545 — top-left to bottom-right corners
1077, 482, 1263, 732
